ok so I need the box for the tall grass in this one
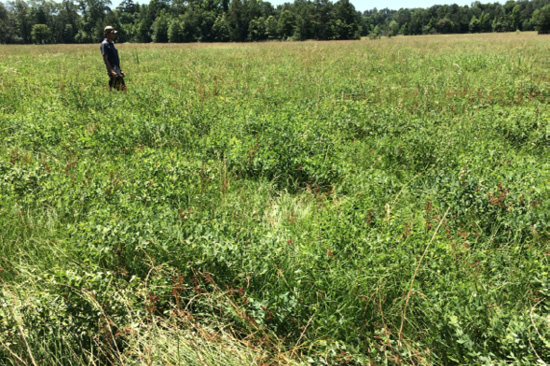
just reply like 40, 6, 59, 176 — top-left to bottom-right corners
1, 33, 549, 365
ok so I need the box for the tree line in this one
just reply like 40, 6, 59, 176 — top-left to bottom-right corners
366, 0, 550, 37
1, 0, 550, 44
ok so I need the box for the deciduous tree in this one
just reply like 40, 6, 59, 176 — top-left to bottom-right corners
31, 23, 51, 43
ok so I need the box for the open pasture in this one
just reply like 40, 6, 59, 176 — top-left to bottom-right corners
1, 33, 549, 365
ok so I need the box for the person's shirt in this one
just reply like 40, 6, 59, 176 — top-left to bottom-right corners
100, 38, 120, 73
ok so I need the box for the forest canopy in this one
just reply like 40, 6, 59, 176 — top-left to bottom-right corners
1, 0, 549, 44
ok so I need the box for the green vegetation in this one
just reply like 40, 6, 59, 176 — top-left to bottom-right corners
1, 33, 549, 365
2, 0, 550, 44
535, 4, 550, 34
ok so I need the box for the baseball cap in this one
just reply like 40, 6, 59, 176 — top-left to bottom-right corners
104, 26, 118, 34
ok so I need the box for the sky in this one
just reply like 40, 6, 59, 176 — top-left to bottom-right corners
112, 0, 487, 13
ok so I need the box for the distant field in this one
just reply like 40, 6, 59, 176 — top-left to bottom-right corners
1, 33, 549, 365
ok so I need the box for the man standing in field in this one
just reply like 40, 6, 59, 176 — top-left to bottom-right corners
100, 26, 126, 91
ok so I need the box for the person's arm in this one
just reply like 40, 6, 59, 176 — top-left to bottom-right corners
103, 54, 118, 77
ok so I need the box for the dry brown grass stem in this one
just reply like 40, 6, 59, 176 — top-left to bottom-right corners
398, 206, 451, 346
0, 339, 27, 366
3, 288, 38, 366
289, 314, 315, 358
528, 299, 549, 364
